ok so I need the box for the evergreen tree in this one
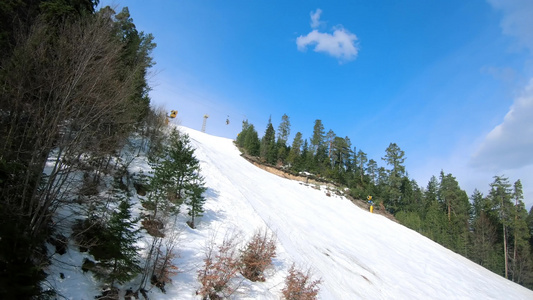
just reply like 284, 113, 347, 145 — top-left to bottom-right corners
331, 137, 350, 170
288, 132, 303, 167
423, 200, 447, 243
146, 130, 202, 219
488, 175, 514, 279
310, 119, 325, 155
381, 143, 406, 211
113, 7, 156, 121
260, 119, 276, 164
469, 188, 499, 269
302, 139, 313, 171
325, 129, 336, 160
344, 137, 354, 173
97, 198, 141, 287
277, 114, 291, 146
186, 178, 207, 229
355, 150, 368, 183
510, 180, 531, 284
276, 115, 291, 164
528, 206, 533, 250
423, 176, 440, 218
366, 159, 378, 185
438, 172, 470, 253
236, 119, 251, 148
244, 124, 260, 156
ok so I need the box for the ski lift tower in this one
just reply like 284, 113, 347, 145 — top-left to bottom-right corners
201, 114, 209, 133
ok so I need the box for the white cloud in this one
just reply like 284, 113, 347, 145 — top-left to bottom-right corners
470, 78, 533, 170
487, 0, 533, 52
480, 66, 517, 83
310, 9, 323, 29
470, 1, 533, 171
297, 10, 359, 62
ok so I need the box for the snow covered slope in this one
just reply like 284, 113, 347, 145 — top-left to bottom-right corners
178, 126, 533, 300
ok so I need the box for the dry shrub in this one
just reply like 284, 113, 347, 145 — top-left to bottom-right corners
197, 231, 242, 299
240, 229, 277, 281
282, 264, 321, 300
151, 229, 180, 293
141, 218, 165, 237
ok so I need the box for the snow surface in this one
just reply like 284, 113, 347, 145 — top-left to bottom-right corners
46, 125, 533, 299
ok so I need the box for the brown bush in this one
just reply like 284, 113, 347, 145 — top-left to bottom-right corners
240, 229, 277, 281
197, 231, 241, 299
281, 264, 321, 300
141, 218, 165, 237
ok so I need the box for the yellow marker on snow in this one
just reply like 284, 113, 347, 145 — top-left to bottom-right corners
370, 205, 374, 213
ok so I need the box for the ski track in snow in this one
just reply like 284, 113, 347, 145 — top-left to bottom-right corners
45, 125, 533, 299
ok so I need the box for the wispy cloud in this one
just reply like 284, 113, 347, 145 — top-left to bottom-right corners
297, 9, 359, 62
470, 0, 533, 170
310, 8, 323, 29
487, 0, 533, 52
470, 79, 533, 170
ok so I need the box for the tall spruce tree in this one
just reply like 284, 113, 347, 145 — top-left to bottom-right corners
311, 119, 325, 155
97, 197, 141, 287
186, 178, 207, 229
146, 129, 203, 219
367, 159, 378, 185
244, 124, 260, 156
510, 179, 531, 284
355, 150, 368, 183
288, 132, 303, 167
382, 143, 406, 211
438, 172, 470, 253
260, 119, 277, 164
236, 120, 251, 148
488, 175, 513, 279
277, 114, 291, 146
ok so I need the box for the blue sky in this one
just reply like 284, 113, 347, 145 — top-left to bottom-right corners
100, 0, 533, 208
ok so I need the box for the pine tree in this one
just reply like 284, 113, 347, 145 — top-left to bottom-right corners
277, 114, 291, 146
330, 137, 350, 170
244, 125, 260, 156
186, 178, 207, 229
310, 119, 325, 155
236, 120, 251, 148
355, 149, 368, 183
510, 179, 531, 284
438, 172, 470, 253
146, 130, 203, 219
260, 120, 276, 164
98, 198, 141, 287
381, 143, 406, 211
366, 159, 378, 185
423, 176, 439, 218
488, 175, 513, 279
288, 132, 303, 167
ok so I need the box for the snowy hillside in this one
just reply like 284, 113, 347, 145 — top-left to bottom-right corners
49, 125, 533, 299
179, 126, 533, 299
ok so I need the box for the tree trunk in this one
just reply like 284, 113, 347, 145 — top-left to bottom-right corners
503, 224, 508, 279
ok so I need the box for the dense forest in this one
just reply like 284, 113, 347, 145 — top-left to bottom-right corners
236, 115, 533, 289
0, 0, 159, 297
